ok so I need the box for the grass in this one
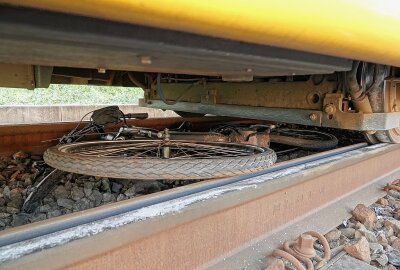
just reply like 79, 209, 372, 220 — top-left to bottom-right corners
0, 84, 143, 105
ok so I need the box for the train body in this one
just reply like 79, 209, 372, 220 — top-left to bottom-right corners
0, 1, 399, 142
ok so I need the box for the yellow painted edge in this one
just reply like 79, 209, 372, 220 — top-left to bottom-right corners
2, 0, 400, 66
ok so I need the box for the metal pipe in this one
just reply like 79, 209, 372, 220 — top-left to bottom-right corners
347, 62, 373, 113
127, 72, 146, 89
368, 65, 389, 113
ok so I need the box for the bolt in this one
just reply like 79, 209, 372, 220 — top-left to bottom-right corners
97, 68, 106, 74
157, 132, 164, 138
246, 68, 253, 73
309, 113, 318, 121
140, 56, 152, 65
324, 104, 336, 115
293, 234, 316, 258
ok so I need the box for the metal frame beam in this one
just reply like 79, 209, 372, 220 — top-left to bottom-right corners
151, 81, 335, 110
146, 100, 400, 131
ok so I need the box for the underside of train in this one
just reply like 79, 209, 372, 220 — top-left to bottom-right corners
0, 3, 399, 143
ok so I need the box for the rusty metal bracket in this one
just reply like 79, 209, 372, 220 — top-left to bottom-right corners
322, 93, 343, 113
201, 89, 217, 104
383, 78, 400, 113
321, 93, 400, 131
322, 110, 400, 131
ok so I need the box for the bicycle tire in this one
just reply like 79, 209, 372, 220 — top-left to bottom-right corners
44, 140, 276, 180
270, 129, 338, 150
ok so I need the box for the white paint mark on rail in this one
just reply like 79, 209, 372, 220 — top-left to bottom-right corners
0, 185, 254, 262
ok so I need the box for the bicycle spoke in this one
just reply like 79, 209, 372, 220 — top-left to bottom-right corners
74, 142, 161, 156
62, 140, 263, 160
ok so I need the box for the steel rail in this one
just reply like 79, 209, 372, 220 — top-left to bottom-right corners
2, 143, 399, 270
0, 143, 366, 247
212, 161, 399, 269
2, 0, 400, 66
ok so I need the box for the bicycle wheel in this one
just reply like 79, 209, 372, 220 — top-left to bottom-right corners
269, 129, 338, 150
44, 140, 276, 180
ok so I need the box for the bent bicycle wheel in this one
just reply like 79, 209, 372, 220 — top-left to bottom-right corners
44, 140, 276, 180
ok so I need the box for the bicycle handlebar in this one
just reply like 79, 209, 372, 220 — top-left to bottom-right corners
123, 113, 148, 120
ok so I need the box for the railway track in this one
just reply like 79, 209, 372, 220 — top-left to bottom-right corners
0, 118, 399, 269
1, 2, 400, 269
